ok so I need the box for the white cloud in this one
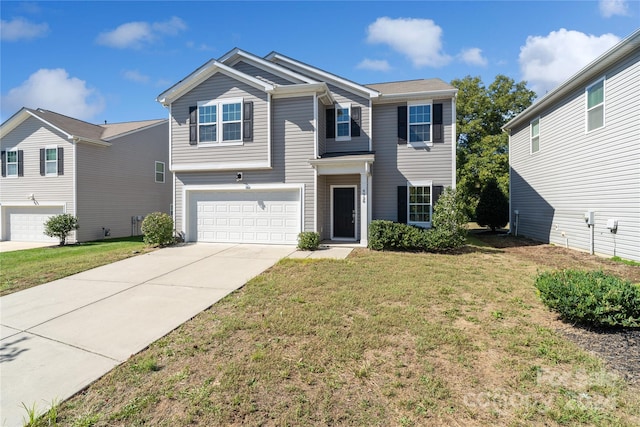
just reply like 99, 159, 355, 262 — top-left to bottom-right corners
519, 29, 620, 95
96, 16, 187, 49
366, 17, 452, 68
122, 69, 150, 84
356, 58, 391, 72
458, 48, 488, 66
599, 0, 629, 17
1, 68, 105, 120
0, 17, 49, 41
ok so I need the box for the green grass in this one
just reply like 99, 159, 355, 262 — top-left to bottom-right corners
32, 247, 640, 426
611, 256, 640, 267
0, 236, 150, 296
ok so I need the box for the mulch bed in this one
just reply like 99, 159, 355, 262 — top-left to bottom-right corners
473, 230, 640, 386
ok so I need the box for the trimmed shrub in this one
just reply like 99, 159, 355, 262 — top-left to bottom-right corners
141, 212, 174, 247
44, 213, 79, 246
297, 232, 321, 251
535, 270, 640, 328
430, 187, 468, 251
476, 178, 509, 231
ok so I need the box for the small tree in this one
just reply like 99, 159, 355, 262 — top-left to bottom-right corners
430, 187, 468, 251
475, 178, 509, 232
141, 212, 174, 247
44, 213, 79, 246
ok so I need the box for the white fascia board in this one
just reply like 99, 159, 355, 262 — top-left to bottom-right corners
1, 109, 73, 141
73, 137, 111, 147
102, 119, 168, 142
157, 60, 275, 105
219, 48, 317, 84
373, 89, 459, 104
171, 161, 272, 172
266, 52, 380, 99
270, 83, 335, 104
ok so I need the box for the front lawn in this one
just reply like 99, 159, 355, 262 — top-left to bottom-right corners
0, 237, 151, 296
33, 238, 640, 426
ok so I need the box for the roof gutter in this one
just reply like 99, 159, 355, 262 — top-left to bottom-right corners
270, 83, 335, 104
373, 89, 458, 103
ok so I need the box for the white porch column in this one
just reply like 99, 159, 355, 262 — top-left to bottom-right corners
360, 171, 368, 246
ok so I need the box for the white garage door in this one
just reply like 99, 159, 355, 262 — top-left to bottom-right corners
5, 206, 63, 242
190, 190, 301, 244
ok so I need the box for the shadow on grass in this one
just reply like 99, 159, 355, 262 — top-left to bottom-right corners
469, 229, 545, 250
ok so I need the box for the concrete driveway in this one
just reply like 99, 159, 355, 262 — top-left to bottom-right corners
0, 241, 56, 253
0, 243, 352, 426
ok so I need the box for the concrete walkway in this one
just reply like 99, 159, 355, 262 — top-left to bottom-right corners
0, 243, 352, 426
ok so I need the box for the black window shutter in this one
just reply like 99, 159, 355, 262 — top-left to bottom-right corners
1, 151, 5, 177
243, 101, 253, 142
40, 148, 45, 175
18, 150, 24, 177
432, 185, 444, 207
433, 103, 443, 143
326, 108, 335, 139
397, 106, 407, 144
351, 106, 361, 137
57, 147, 64, 175
397, 185, 408, 223
189, 106, 197, 145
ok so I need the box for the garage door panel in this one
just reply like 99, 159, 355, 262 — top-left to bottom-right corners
190, 190, 300, 244
5, 206, 63, 242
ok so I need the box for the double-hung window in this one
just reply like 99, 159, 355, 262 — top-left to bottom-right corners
408, 182, 432, 227
586, 78, 605, 132
530, 118, 540, 153
45, 147, 58, 176
6, 149, 18, 177
197, 98, 243, 144
336, 104, 351, 141
409, 101, 432, 144
155, 161, 165, 183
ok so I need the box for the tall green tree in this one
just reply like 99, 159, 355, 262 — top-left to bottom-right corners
452, 75, 536, 217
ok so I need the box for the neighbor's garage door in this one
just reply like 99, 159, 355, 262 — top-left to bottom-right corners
189, 190, 301, 244
5, 206, 63, 242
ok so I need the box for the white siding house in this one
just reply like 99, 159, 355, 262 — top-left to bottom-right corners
504, 29, 640, 262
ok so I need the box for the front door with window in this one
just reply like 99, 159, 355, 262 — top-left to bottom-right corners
332, 187, 356, 239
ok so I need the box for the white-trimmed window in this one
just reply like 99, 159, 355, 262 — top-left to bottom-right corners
409, 101, 432, 144
586, 78, 605, 132
155, 161, 165, 183
336, 104, 351, 141
45, 147, 58, 176
198, 98, 243, 144
6, 149, 18, 177
408, 181, 432, 227
530, 117, 540, 153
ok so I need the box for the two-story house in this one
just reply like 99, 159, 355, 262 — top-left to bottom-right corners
504, 29, 639, 262
157, 48, 457, 246
0, 108, 171, 243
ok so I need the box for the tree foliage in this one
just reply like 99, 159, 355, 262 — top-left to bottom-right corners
476, 178, 509, 232
452, 75, 536, 217
44, 213, 79, 246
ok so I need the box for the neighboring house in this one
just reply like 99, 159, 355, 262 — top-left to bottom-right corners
503, 29, 640, 262
0, 108, 171, 243
157, 48, 457, 246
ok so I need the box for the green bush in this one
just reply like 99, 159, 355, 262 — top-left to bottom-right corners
535, 270, 640, 328
297, 232, 320, 250
44, 213, 79, 246
141, 212, 174, 247
368, 187, 467, 252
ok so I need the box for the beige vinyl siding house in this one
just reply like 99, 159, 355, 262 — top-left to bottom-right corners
158, 48, 457, 246
0, 108, 171, 243
504, 29, 640, 262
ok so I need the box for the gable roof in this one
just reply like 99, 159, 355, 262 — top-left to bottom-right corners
366, 79, 457, 103
503, 28, 640, 132
218, 47, 317, 85
0, 107, 165, 145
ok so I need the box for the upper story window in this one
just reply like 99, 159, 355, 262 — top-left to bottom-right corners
155, 161, 165, 183
586, 78, 605, 132
196, 98, 244, 145
45, 147, 58, 176
408, 181, 432, 227
530, 117, 540, 153
6, 149, 18, 177
409, 101, 432, 144
336, 104, 351, 141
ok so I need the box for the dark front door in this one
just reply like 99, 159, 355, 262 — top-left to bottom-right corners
333, 187, 355, 239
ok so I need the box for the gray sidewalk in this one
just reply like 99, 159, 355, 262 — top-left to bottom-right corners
0, 243, 352, 426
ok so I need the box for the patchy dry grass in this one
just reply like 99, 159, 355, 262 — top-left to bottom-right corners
0, 237, 151, 296
34, 238, 640, 426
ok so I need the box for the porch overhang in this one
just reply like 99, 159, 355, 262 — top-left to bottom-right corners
308, 153, 375, 175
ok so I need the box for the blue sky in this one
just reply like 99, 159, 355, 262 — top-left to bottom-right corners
1, 1, 638, 124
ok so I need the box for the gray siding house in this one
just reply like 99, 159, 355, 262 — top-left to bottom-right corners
0, 108, 171, 243
157, 48, 457, 246
504, 29, 640, 262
